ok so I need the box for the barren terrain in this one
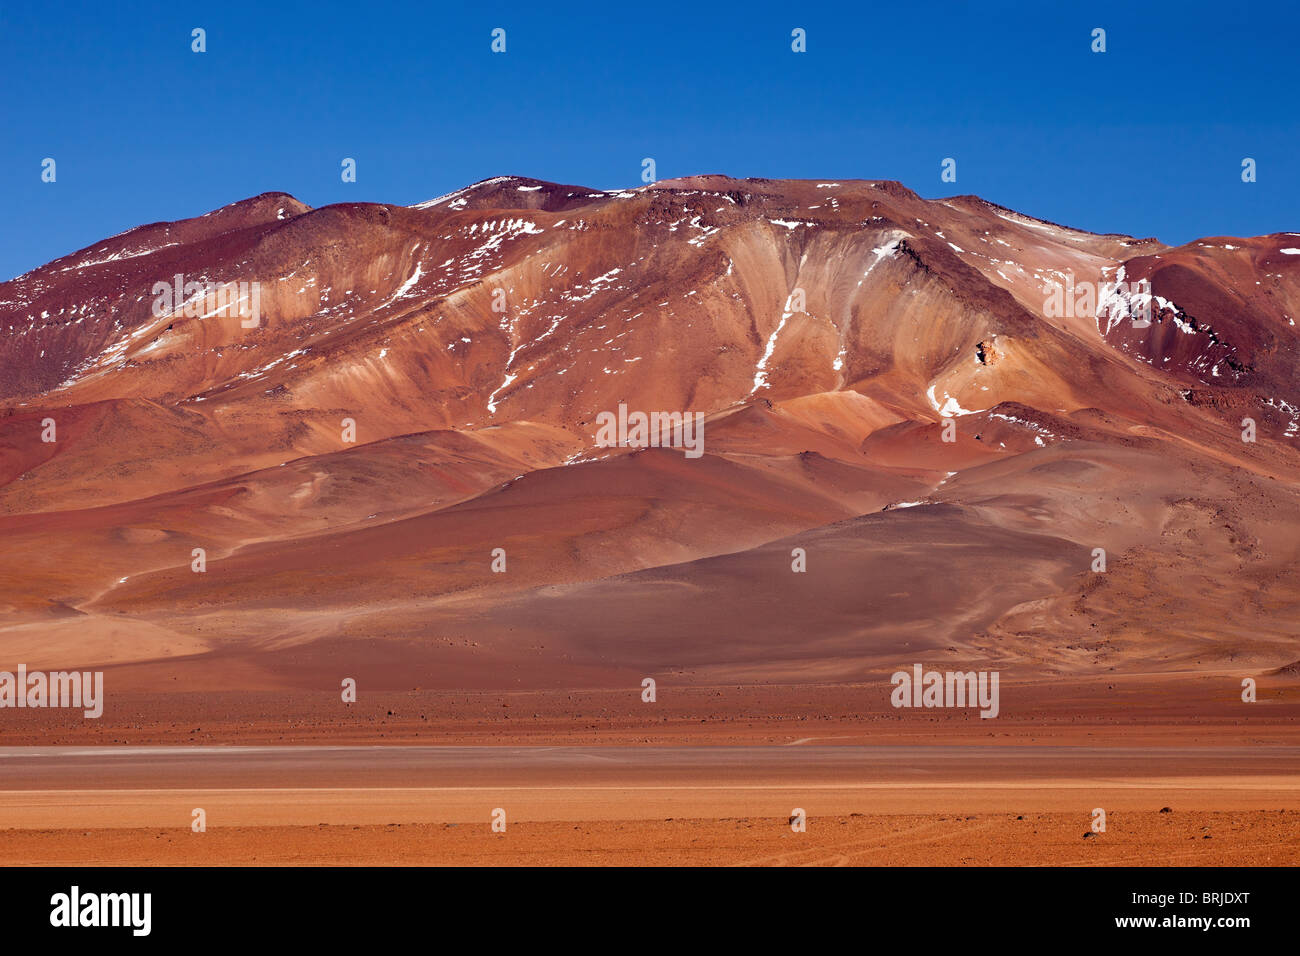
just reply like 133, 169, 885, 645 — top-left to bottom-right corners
3, 176, 1299, 864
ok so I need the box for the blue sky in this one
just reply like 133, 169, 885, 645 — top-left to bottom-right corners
2, 0, 1297, 280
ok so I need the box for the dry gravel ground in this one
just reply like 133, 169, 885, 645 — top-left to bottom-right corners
5, 812, 1297, 866
2, 740, 1298, 866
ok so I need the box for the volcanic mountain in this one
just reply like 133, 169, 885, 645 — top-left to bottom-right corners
3, 174, 1300, 704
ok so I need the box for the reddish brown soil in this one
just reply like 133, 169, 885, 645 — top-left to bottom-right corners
6, 813, 1297, 867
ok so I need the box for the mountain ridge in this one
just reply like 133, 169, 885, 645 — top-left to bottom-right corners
2, 174, 1300, 697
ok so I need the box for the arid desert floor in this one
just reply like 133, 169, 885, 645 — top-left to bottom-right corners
2, 677, 1297, 865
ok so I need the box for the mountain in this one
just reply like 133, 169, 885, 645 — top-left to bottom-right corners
3, 174, 1300, 698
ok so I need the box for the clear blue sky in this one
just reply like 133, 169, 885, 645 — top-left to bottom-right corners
2, 0, 1297, 280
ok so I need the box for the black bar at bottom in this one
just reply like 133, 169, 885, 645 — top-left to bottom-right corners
0, 865, 1284, 944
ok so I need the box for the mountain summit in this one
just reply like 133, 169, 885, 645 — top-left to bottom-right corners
2, 175, 1300, 695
